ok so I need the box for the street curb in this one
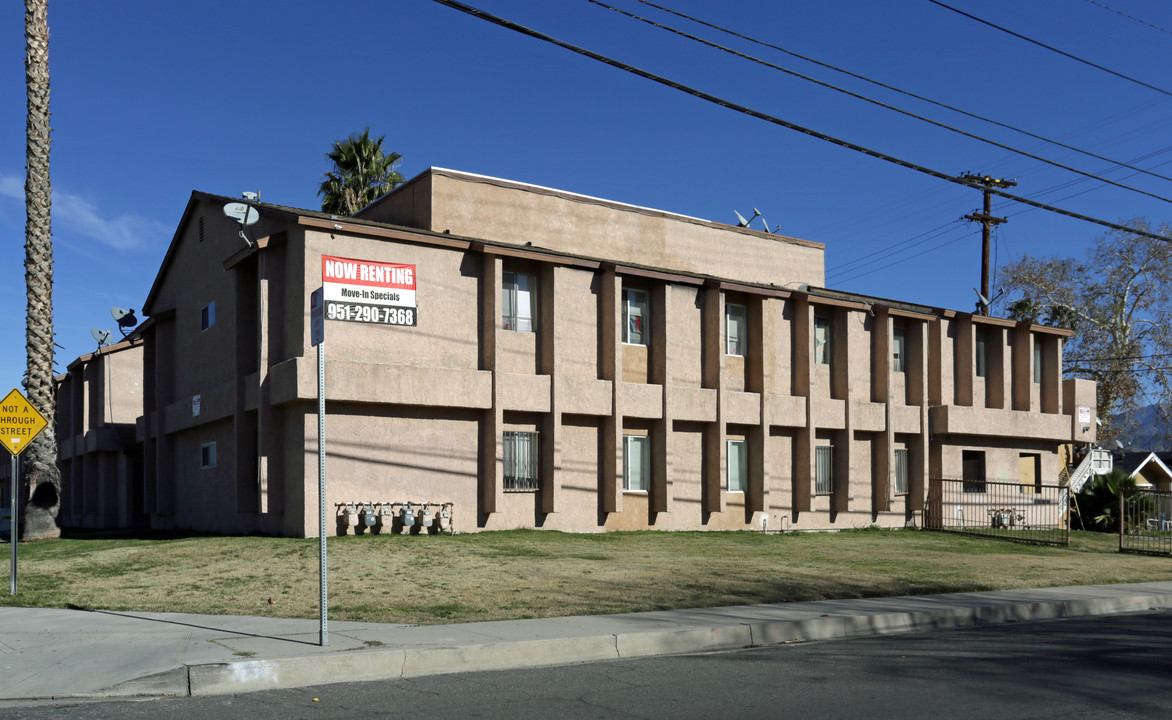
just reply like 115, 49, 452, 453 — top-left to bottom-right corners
99, 590, 1172, 698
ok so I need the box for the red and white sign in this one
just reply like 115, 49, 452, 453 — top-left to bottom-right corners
321, 255, 417, 326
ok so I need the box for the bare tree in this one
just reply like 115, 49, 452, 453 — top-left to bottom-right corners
1000, 219, 1172, 446
22, 0, 60, 540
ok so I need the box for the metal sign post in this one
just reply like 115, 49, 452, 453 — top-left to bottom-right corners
310, 288, 327, 646
9, 454, 16, 595
2, 388, 50, 596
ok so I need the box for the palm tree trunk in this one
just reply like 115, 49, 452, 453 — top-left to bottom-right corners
23, 0, 60, 541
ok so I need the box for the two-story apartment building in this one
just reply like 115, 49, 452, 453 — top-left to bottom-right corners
72, 167, 1095, 537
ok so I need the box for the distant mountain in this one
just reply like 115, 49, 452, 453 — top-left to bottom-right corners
1114, 403, 1172, 453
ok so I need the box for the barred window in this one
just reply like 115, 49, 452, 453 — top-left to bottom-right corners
815, 444, 833, 494
893, 448, 909, 495
504, 431, 539, 491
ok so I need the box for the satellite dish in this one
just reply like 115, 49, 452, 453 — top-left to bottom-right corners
1114, 439, 1124, 450
223, 202, 259, 226
734, 208, 761, 228
973, 288, 990, 308
91, 328, 112, 347
111, 307, 138, 336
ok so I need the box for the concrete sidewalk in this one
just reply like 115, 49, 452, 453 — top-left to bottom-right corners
2, 581, 1171, 702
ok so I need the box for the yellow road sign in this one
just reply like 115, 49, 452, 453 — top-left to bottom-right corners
1, 389, 49, 457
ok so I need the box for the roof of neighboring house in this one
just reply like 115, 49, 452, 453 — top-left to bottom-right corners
1114, 451, 1172, 486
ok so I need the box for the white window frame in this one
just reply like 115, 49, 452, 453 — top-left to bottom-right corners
814, 315, 831, 366
815, 444, 833, 494
893, 448, 909, 495
200, 442, 217, 470
727, 438, 747, 493
622, 289, 649, 346
725, 302, 747, 357
503, 431, 540, 491
502, 271, 537, 333
892, 325, 906, 373
623, 434, 650, 492
201, 301, 215, 332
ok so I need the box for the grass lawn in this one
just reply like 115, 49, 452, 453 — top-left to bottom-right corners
2, 529, 1170, 625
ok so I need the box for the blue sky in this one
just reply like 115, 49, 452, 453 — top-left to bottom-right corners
3, 0, 1171, 390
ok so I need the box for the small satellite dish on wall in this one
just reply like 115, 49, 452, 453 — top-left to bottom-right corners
223, 202, 258, 248
111, 307, 138, 337
223, 202, 260, 226
91, 328, 112, 348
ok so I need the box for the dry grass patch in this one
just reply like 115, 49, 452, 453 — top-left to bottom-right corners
3, 529, 1170, 625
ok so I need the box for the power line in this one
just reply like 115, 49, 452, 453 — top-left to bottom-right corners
430, 0, 1172, 244
1084, 0, 1172, 37
832, 228, 974, 285
928, 0, 1172, 98
583, 0, 1172, 205
827, 221, 963, 278
635, 0, 1172, 185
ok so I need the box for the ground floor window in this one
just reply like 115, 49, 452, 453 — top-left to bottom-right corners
727, 438, 747, 492
962, 450, 986, 493
504, 431, 539, 491
623, 435, 649, 492
815, 444, 833, 494
893, 448, 909, 495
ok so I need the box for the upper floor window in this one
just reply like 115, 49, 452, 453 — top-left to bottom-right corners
502, 271, 537, 333
814, 315, 832, 366
975, 328, 987, 378
726, 303, 747, 356
623, 289, 648, 346
1033, 339, 1043, 384
200, 442, 217, 469
727, 438, 747, 492
201, 302, 215, 332
892, 325, 906, 373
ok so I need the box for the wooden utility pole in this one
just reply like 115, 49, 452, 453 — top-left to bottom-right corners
961, 173, 1016, 315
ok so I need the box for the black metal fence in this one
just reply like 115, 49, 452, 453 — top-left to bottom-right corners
1120, 489, 1172, 556
925, 477, 1070, 546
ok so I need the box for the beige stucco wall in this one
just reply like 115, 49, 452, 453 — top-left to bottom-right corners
128, 179, 1089, 538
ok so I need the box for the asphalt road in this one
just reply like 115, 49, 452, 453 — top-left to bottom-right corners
4, 610, 1169, 719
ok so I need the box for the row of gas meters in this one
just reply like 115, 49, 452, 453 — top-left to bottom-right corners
337, 502, 453, 534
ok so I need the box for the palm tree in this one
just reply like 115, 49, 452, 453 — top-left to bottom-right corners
22, 0, 61, 540
318, 128, 405, 216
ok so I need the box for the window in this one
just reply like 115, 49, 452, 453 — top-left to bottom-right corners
623, 435, 649, 492
893, 448, 909, 495
201, 301, 215, 332
962, 450, 986, 493
974, 328, 987, 378
814, 315, 831, 365
815, 444, 833, 494
502, 271, 537, 332
622, 289, 649, 346
727, 439, 747, 492
503, 431, 539, 491
1033, 339, 1043, 384
725, 303, 747, 356
892, 326, 906, 373
200, 442, 217, 469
